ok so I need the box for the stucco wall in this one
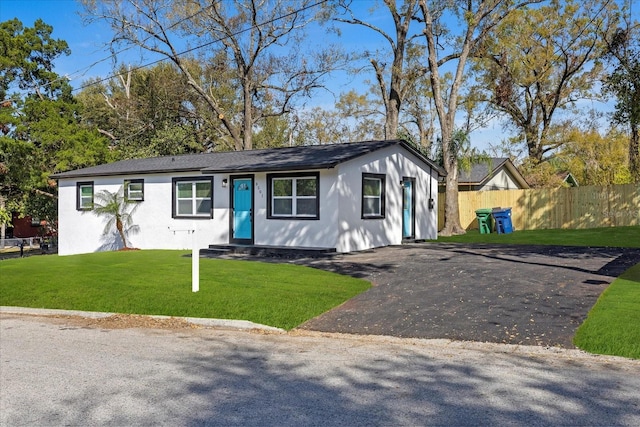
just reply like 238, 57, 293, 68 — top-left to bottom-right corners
480, 169, 522, 190
57, 172, 231, 255
57, 145, 439, 255
252, 170, 340, 249
57, 170, 341, 255
335, 146, 438, 252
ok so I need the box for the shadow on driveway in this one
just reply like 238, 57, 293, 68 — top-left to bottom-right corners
298, 243, 640, 348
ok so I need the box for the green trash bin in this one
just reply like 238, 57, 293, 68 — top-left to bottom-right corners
475, 208, 493, 234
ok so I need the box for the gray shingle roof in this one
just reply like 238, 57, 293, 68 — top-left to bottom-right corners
458, 158, 510, 184
51, 140, 446, 179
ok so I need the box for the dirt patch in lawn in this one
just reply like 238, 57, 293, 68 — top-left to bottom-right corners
9, 313, 201, 330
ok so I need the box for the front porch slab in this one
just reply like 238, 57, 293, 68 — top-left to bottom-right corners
203, 244, 336, 259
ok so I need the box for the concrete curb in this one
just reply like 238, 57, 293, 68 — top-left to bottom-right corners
3, 307, 639, 365
0, 306, 286, 333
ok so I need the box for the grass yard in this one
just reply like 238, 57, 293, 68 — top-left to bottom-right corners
0, 250, 370, 330
434, 226, 640, 248
574, 263, 640, 359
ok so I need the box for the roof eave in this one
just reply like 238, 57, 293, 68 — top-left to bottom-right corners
503, 160, 530, 189
475, 158, 509, 186
50, 140, 447, 180
395, 140, 447, 176
200, 163, 339, 174
50, 166, 204, 180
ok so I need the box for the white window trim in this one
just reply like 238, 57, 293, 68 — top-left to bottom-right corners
172, 177, 213, 218
125, 179, 144, 201
77, 182, 94, 211
268, 173, 319, 220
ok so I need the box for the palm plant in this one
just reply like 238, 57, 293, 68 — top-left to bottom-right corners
91, 186, 139, 249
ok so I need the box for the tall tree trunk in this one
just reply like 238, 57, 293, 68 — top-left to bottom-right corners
385, 93, 400, 139
342, 0, 418, 141
440, 123, 465, 235
420, 0, 468, 236
384, 33, 405, 140
372, 57, 402, 140
242, 81, 253, 151
526, 126, 544, 164
630, 123, 640, 181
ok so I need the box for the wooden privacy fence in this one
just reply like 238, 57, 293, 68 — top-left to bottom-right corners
438, 183, 640, 231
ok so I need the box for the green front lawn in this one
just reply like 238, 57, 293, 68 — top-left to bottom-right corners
0, 250, 370, 330
574, 264, 640, 359
3, 229, 640, 359
434, 226, 640, 248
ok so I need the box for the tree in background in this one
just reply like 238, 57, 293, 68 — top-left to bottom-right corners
603, 15, 640, 182
400, 59, 437, 155
516, 117, 631, 188
291, 90, 385, 146
334, 0, 423, 140
473, 0, 616, 167
252, 113, 291, 149
77, 63, 205, 158
0, 18, 110, 241
416, 0, 543, 235
561, 126, 631, 185
90, 187, 139, 250
81, 0, 346, 151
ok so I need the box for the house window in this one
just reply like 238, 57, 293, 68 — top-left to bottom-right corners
76, 181, 94, 211
172, 177, 213, 218
267, 172, 319, 219
124, 179, 144, 201
362, 173, 385, 219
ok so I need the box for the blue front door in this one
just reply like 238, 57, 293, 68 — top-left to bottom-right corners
402, 178, 415, 239
232, 177, 253, 243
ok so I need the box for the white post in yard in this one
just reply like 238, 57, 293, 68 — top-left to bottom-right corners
192, 227, 199, 293
168, 226, 200, 292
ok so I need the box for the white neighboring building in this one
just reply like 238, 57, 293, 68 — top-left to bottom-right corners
51, 140, 445, 255
457, 158, 530, 191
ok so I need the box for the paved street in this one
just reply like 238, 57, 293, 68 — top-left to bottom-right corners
2, 313, 639, 426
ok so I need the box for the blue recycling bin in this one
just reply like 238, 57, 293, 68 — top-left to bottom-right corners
492, 207, 513, 234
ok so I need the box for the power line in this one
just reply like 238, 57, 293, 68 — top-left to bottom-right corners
70, 0, 328, 93
63, 2, 216, 84
30, 2, 216, 94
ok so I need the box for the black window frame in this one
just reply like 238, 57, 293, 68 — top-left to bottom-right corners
76, 181, 94, 211
361, 173, 386, 219
171, 176, 214, 219
266, 172, 320, 220
124, 179, 145, 202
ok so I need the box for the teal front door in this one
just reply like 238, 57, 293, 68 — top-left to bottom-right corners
231, 176, 253, 243
402, 178, 415, 239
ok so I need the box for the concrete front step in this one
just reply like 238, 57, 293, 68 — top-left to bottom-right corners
203, 244, 336, 259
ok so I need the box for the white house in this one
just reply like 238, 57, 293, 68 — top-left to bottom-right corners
51, 140, 445, 255
457, 158, 529, 191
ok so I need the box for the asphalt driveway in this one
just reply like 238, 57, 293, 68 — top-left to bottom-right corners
297, 243, 640, 348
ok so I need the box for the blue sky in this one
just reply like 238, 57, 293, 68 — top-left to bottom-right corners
0, 0, 513, 152
1, 0, 117, 84
1, 0, 623, 154
1, 0, 377, 94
